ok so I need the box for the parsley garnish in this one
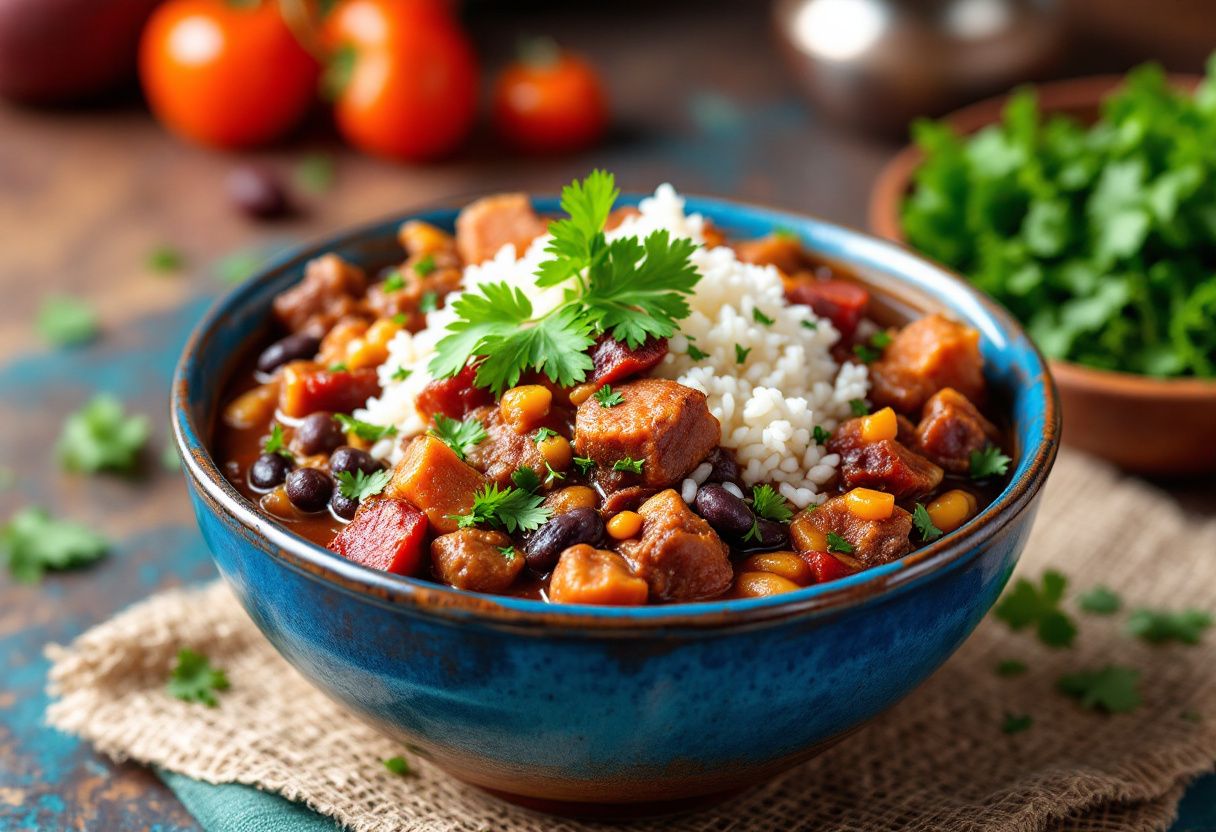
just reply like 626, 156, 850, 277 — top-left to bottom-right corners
148, 245, 185, 273
390, 367, 411, 382
1057, 665, 1141, 713
1002, 713, 1033, 735
970, 444, 1011, 479
734, 344, 751, 364
742, 521, 762, 543
848, 399, 869, 417
382, 756, 411, 776
57, 395, 150, 474
912, 502, 943, 542
262, 424, 293, 458
996, 659, 1028, 677
800, 319, 818, 331
573, 456, 596, 476
419, 291, 438, 313
167, 648, 230, 708
512, 467, 542, 493
752, 308, 775, 326
336, 414, 398, 443
1, 507, 108, 583
543, 460, 565, 485
38, 296, 98, 347
612, 456, 644, 474
451, 484, 551, 533
382, 271, 405, 292
687, 344, 709, 360
750, 484, 792, 523
336, 468, 392, 502
499, 546, 517, 562
594, 385, 624, 407
533, 427, 558, 444
871, 330, 892, 349
826, 531, 853, 554
427, 414, 487, 461
413, 254, 436, 277
392, 313, 408, 326
812, 425, 830, 445
852, 343, 881, 363
328, 362, 348, 372
428, 171, 700, 395
1079, 585, 1122, 615
993, 570, 1077, 648
1126, 608, 1212, 645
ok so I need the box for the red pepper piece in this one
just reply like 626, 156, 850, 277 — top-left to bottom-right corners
590, 335, 668, 386
799, 550, 857, 584
328, 497, 428, 576
281, 365, 381, 418
415, 364, 494, 423
785, 279, 869, 341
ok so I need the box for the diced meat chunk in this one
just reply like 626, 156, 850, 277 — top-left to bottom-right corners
599, 486, 657, 517
785, 277, 869, 341
870, 314, 985, 414
828, 418, 944, 501
430, 528, 523, 593
796, 496, 913, 567
329, 498, 427, 575
574, 379, 720, 490
388, 435, 487, 533
463, 405, 564, 487
415, 364, 495, 423
455, 193, 548, 264
278, 362, 381, 418
915, 388, 1000, 473
589, 335, 668, 387
549, 545, 649, 605
617, 489, 733, 602
735, 233, 807, 276
273, 253, 368, 335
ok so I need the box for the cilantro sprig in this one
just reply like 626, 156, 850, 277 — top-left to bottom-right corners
1, 507, 109, 583
57, 395, 150, 475
336, 414, 398, 443
749, 484, 792, 523
612, 456, 644, 474
336, 468, 392, 502
912, 503, 942, 542
970, 444, 1011, 479
993, 570, 1077, 648
451, 484, 551, 533
826, 531, 854, 555
1057, 665, 1141, 714
167, 648, 230, 708
594, 385, 624, 407
262, 424, 292, 458
1126, 608, 1212, 645
427, 414, 487, 461
38, 296, 98, 347
428, 171, 700, 394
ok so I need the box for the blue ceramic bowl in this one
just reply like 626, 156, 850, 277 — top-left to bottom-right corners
172, 195, 1058, 814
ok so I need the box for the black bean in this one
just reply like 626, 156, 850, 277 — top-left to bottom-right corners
329, 446, 382, 477
694, 484, 753, 536
257, 333, 321, 374
523, 507, 605, 573
331, 491, 360, 521
226, 165, 290, 220
704, 446, 742, 485
249, 452, 294, 490
738, 518, 789, 552
296, 412, 344, 456
285, 467, 333, 512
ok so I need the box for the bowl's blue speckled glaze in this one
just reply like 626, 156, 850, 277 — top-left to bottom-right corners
172, 195, 1059, 813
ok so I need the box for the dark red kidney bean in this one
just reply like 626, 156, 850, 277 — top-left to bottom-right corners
330, 491, 359, 521
329, 446, 382, 477
738, 518, 789, 552
523, 507, 605, 573
249, 452, 294, 490
285, 468, 333, 512
226, 165, 290, 220
257, 333, 320, 374
704, 446, 742, 485
694, 484, 753, 536
295, 412, 344, 456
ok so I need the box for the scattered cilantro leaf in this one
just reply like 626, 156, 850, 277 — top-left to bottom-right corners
734, 344, 751, 364
996, 659, 1028, 677
382, 271, 405, 292
826, 531, 853, 554
390, 367, 411, 382
1079, 585, 1122, 615
752, 308, 775, 326
336, 468, 392, 502
813, 425, 831, 445
161, 443, 181, 472
970, 444, 1012, 479
167, 648, 230, 708
37, 296, 98, 347
0, 507, 109, 583
451, 484, 551, 533
912, 502, 943, 542
543, 460, 565, 485
994, 570, 1077, 648
391, 313, 408, 326
853, 343, 881, 362
413, 254, 436, 277
573, 456, 596, 476
800, 319, 818, 331
336, 414, 397, 443
147, 245, 185, 273
511, 466, 542, 493
1057, 665, 1141, 714
1126, 608, 1212, 645
262, 424, 292, 458
742, 521, 762, 543
382, 756, 411, 776
57, 395, 150, 475
499, 546, 517, 562
419, 291, 438, 314
594, 385, 624, 407
848, 399, 869, 417
870, 330, 892, 349
214, 251, 261, 285
328, 362, 348, 373
427, 414, 486, 461
1002, 713, 1033, 734
612, 456, 644, 474
750, 484, 792, 523
687, 343, 709, 360
533, 427, 558, 444
294, 152, 335, 194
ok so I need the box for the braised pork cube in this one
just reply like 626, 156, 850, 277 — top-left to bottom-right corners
367, 221, 463, 326
588, 335, 669, 387
430, 528, 524, 593
329, 498, 427, 576
792, 496, 913, 567
272, 253, 368, 335
388, 435, 487, 534
785, 277, 869, 341
574, 378, 720, 490
549, 545, 649, 606
735, 233, 806, 276
828, 416, 944, 501
916, 388, 1000, 473
455, 193, 548, 264
461, 405, 546, 487
870, 314, 985, 414
617, 489, 733, 602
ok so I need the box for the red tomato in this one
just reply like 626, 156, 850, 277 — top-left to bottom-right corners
329, 498, 428, 575
800, 551, 857, 584
139, 0, 319, 149
323, 0, 478, 162
492, 46, 608, 154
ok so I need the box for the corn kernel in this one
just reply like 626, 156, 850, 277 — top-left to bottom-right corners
500, 385, 552, 432
734, 571, 800, 598
545, 485, 598, 514
860, 406, 898, 442
398, 220, 453, 256
537, 435, 572, 470
926, 489, 977, 533
345, 337, 390, 370
568, 382, 598, 406
366, 318, 403, 350
740, 552, 813, 586
844, 487, 896, 520
222, 382, 280, 429
790, 512, 828, 553
606, 510, 643, 540
318, 318, 368, 367
260, 485, 296, 519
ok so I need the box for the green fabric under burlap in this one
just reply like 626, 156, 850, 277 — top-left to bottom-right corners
45, 450, 1216, 832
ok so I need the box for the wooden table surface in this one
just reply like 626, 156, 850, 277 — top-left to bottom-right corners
0, 4, 1212, 830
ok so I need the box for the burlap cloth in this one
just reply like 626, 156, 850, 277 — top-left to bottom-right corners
45, 450, 1216, 832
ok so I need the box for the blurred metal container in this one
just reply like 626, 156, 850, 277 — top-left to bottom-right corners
773, 0, 1066, 135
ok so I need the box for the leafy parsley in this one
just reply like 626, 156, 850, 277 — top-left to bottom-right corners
419, 291, 438, 314
1057, 665, 1141, 714
428, 171, 700, 394
912, 502, 943, 542
594, 385, 624, 407
573, 456, 596, 476
800, 319, 818, 331
413, 254, 436, 277
752, 308, 775, 326
511, 467, 542, 493
392, 313, 408, 326
826, 531, 854, 555
328, 362, 348, 373
1, 507, 109, 583
612, 456, 645, 474
848, 399, 869, 417
749, 484, 792, 523
382, 756, 411, 776
382, 271, 406, 292
1002, 713, 1033, 735
262, 424, 292, 458
1126, 608, 1212, 645
390, 367, 411, 382
871, 330, 892, 349
451, 484, 551, 533
1079, 585, 1122, 615
427, 414, 487, 461
336, 414, 398, 443
993, 570, 1077, 648
970, 444, 1012, 479
852, 330, 892, 363
734, 344, 751, 364
687, 343, 709, 360
37, 296, 98, 347
167, 648, 230, 708
996, 659, 1028, 677
336, 468, 392, 502
533, 427, 558, 444
147, 245, 185, 273
57, 395, 150, 475
812, 425, 831, 445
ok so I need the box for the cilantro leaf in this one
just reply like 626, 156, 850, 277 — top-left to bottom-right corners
57, 395, 150, 475
336, 414, 397, 443
533, 428, 558, 444
813, 426, 831, 445
750, 484, 792, 523
594, 385, 624, 407
167, 648, 230, 707
38, 296, 98, 347
800, 319, 818, 331
427, 414, 487, 461
912, 502, 943, 542
1126, 608, 1212, 645
390, 367, 411, 382
511, 467, 542, 493
993, 570, 1077, 648
996, 659, 1028, 677
413, 254, 436, 277
1079, 585, 1122, 615
826, 531, 853, 554
734, 344, 751, 364
382, 756, 411, 776
970, 444, 1012, 479
148, 245, 185, 273
262, 424, 292, 458
383, 271, 405, 292
336, 468, 392, 502
451, 484, 551, 533
853, 343, 881, 362
612, 456, 644, 474
1001, 713, 1033, 734
0, 507, 109, 583
419, 291, 438, 314
752, 308, 775, 326
429, 282, 536, 382
535, 169, 619, 288
687, 343, 709, 360
573, 456, 596, 475
1057, 665, 1141, 714
848, 399, 869, 417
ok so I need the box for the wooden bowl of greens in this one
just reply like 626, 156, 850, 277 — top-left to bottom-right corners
869, 65, 1216, 476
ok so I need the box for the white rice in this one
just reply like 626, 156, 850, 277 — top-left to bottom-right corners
358, 185, 868, 508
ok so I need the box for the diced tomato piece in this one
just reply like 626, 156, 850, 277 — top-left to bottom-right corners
799, 550, 857, 584
280, 363, 381, 418
328, 497, 427, 576
415, 364, 494, 423
590, 335, 668, 386
785, 279, 869, 340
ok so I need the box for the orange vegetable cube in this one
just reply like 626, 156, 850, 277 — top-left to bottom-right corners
860, 406, 898, 442
388, 435, 487, 533
844, 487, 896, 521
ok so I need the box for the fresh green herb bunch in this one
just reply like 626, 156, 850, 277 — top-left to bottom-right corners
902, 57, 1216, 378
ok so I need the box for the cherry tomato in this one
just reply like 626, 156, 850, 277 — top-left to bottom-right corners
323, 0, 477, 162
139, 0, 319, 149
492, 43, 608, 154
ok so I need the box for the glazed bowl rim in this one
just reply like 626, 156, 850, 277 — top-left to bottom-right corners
171, 192, 1059, 632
